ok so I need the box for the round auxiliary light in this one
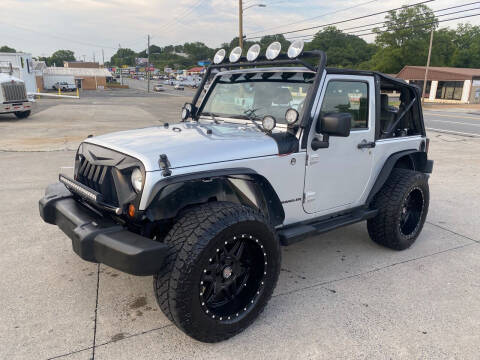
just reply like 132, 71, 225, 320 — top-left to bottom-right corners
213, 49, 226, 64
262, 115, 276, 132
285, 108, 299, 125
229, 46, 242, 63
287, 39, 304, 59
266, 41, 282, 60
247, 44, 261, 61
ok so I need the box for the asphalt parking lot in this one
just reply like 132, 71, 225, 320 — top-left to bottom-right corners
1, 90, 479, 359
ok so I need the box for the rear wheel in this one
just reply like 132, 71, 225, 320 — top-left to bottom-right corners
153, 202, 281, 342
367, 168, 429, 250
14, 110, 31, 119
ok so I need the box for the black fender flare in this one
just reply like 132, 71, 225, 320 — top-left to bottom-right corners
144, 168, 285, 226
366, 150, 432, 206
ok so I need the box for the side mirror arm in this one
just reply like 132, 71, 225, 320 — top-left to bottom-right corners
311, 134, 329, 150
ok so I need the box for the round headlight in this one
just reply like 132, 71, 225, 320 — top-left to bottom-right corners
262, 115, 276, 132
247, 44, 261, 61
213, 49, 226, 64
285, 108, 299, 125
266, 41, 282, 60
131, 168, 143, 193
229, 46, 242, 63
287, 40, 304, 59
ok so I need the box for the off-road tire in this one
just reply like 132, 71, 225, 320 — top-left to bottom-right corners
153, 202, 281, 342
14, 110, 31, 119
367, 168, 429, 250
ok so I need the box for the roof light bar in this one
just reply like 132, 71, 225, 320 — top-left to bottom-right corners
246, 44, 261, 61
266, 42, 282, 60
287, 40, 304, 59
229, 46, 242, 63
213, 49, 226, 64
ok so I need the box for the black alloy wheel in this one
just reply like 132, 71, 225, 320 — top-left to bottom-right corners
367, 168, 430, 250
199, 233, 266, 322
153, 202, 281, 342
399, 187, 425, 237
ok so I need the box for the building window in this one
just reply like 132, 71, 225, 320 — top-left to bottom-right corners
409, 80, 431, 98
436, 81, 464, 100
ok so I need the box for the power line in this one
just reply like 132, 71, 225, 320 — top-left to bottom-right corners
350, 12, 480, 36
246, 0, 381, 37
245, 0, 435, 40
344, 5, 479, 35
330, 1, 480, 33
153, 0, 208, 37
282, 1, 480, 40
0, 21, 117, 49
294, 11, 480, 41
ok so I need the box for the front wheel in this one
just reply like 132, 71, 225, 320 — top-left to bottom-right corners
367, 168, 429, 250
153, 202, 281, 342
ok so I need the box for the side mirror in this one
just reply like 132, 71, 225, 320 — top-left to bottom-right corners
316, 112, 352, 137
181, 103, 194, 121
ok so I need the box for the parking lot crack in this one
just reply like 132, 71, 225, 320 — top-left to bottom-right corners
273, 242, 477, 299
91, 263, 100, 359
426, 221, 479, 243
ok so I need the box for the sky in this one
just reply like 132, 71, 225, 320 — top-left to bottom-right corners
1, 0, 479, 62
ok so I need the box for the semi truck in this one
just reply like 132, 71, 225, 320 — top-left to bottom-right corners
0, 63, 33, 119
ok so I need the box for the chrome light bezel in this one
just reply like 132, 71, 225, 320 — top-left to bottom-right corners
131, 168, 143, 193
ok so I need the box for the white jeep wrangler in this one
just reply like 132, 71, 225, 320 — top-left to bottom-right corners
39, 41, 433, 342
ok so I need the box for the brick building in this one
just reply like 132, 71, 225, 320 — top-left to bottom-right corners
396, 66, 480, 104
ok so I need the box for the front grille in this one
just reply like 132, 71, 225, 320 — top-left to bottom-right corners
1, 82, 27, 102
75, 156, 118, 205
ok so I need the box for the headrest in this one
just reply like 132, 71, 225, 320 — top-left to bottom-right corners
273, 87, 293, 105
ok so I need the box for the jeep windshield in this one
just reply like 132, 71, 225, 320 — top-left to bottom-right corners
200, 71, 314, 126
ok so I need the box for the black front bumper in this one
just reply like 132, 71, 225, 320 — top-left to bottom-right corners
39, 183, 168, 276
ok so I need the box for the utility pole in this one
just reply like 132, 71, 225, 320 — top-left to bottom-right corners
102, 48, 105, 66
147, 34, 150, 93
93, 52, 96, 63
239, 0, 243, 49
422, 27, 434, 104
118, 44, 123, 86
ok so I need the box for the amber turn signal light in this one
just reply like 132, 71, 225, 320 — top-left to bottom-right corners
128, 204, 135, 217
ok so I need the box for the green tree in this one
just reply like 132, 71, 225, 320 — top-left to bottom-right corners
306, 27, 376, 68
183, 42, 214, 61
0, 45, 16, 53
369, 4, 437, 73
450, 24, 480, 68
110, 48, 137, 67
50, 50, 76, 66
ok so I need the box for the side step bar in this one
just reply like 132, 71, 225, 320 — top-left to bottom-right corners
277, 208, 378, 246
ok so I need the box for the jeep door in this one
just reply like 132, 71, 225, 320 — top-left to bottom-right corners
303, 74, 375, 214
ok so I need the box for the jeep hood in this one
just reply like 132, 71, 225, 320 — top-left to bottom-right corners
84, 122, 279, 171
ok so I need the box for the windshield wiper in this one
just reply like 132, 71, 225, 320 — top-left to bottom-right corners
243, 108, 264, 131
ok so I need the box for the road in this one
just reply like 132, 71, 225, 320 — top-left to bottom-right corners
121, 78, 197, 97
423, 109, 480, 137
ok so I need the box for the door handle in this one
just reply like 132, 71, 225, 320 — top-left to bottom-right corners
357, 140, 376, 149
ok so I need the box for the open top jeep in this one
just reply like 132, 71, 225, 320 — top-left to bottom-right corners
39, 41, 433, 343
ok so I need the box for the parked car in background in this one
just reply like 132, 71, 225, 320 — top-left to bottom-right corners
53, 82, 76, 92
153, 84, 164, 92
